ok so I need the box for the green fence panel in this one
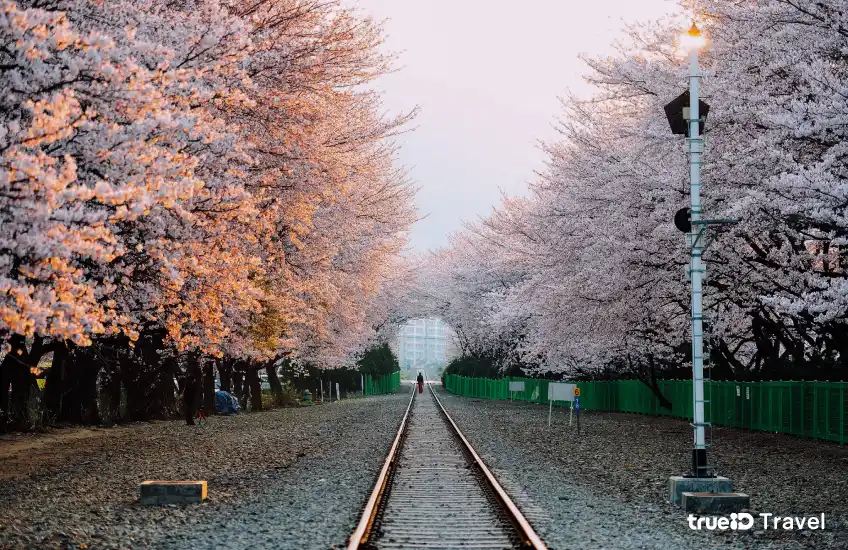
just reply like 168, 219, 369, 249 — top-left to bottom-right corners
364, 371, 401, 395
443, 374, 848, 445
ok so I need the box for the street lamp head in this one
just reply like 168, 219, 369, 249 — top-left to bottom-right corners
680, 23, 707, 51
664, 90, 710, 136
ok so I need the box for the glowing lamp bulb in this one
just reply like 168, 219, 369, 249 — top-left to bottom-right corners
680, 23, 707, 51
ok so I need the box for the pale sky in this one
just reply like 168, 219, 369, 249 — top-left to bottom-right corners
354, 0, 679, 252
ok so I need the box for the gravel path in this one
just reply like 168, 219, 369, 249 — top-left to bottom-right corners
435, 386, 846, 550
0, 392, 411, 549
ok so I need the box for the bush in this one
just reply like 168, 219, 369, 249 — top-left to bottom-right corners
262, 382, 301, 409
443, 354, 499, 379
279, 382, 300, 407
357, 343, 399, 377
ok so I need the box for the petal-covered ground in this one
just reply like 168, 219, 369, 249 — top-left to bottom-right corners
3, 387, 845, 549
0, 392, 410, 549
436, 387, 847, 550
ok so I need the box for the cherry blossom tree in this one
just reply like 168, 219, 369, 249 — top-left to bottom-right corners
429, 0, 848, 393
0, 0, 418, 427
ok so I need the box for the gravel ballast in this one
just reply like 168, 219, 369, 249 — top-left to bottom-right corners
435, 386, 847, 550
0, 392, 411, 549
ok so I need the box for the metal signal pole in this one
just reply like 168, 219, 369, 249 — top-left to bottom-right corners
687, 25, 709, 478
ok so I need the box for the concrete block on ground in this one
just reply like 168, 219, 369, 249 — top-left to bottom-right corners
668, 476, 732, 506
139, 480, 207, 505
682, 492, 750, 514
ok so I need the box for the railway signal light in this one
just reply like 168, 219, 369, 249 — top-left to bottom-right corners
674, 207, 691, 233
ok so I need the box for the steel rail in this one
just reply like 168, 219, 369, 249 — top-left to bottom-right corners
347, 386, 416, 550
348, 378, 547, 550
428, 383, 549, 550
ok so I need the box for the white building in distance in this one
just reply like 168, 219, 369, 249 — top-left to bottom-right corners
396, 318, 456, 370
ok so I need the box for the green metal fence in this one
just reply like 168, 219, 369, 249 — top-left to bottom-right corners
364, 371, 401, 395
444, 374, 848, 445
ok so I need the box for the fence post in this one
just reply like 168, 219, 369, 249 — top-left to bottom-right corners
814, 384, 819, 439
748, 382, 753, 430
788, 384, 793, 434
841, 385, 845, 446
826, 386, 830, 441
765, 386, 770, 432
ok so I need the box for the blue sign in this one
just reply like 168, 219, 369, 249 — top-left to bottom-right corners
574, 396, 581, 412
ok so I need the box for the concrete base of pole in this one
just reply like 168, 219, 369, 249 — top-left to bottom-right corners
668, 476, 731, 506
681, 492, 750, 514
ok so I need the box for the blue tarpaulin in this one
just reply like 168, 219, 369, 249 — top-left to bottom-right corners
215, 390, 240, 414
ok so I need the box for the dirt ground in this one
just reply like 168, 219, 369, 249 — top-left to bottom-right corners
2, 391, 846, 549
0, 394, 410, 549
0, 427, 142, 483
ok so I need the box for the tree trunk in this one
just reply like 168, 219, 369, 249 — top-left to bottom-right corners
0, 334, 27, 430
59, 346, 83, 424
219, 358, 233, 392
232, 367, 245, 407
122, 355, 149, 421
183, 354, 202, 425
126, 330, 176, 421
123, 337, 151, 421
79, 355, 101, 425
0, 352, 8, 431
9, 334, 38, 428
203, 361, 216, 414
713, 338, 747, 380
639, 356, 672, 410
642, 376, 673, 410
266, 362, 283, 407
246, 366, 262, 411
230, 367, 244, 398
100, 354, 122, 424
183, 381, 196, 425
156, 357, 179, 418
43, 341, 68, 423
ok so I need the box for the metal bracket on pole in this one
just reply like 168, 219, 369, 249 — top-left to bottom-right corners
689, 219, 740, 251
691, 218, 741, 226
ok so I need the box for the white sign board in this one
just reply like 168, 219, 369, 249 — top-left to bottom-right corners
509, 381, 526, 392
548, 382, 576, 402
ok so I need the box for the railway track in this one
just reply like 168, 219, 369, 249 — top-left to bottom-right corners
348, 382, 547, 550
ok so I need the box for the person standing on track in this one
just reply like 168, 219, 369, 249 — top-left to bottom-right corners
417, 372, 424, 393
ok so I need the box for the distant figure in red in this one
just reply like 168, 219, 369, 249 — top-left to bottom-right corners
417, 372, 424, 393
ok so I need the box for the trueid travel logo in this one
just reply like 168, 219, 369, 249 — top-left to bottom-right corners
687, 513, 825, 531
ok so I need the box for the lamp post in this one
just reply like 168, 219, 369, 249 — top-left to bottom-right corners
686, 23, 710, 479
665, 23, 713, 479
664, 27, 747, 511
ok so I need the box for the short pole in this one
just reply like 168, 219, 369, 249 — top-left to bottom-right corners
548, 400, 553, 428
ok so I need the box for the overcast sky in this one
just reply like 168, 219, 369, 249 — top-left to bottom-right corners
354, 0, 679, 252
